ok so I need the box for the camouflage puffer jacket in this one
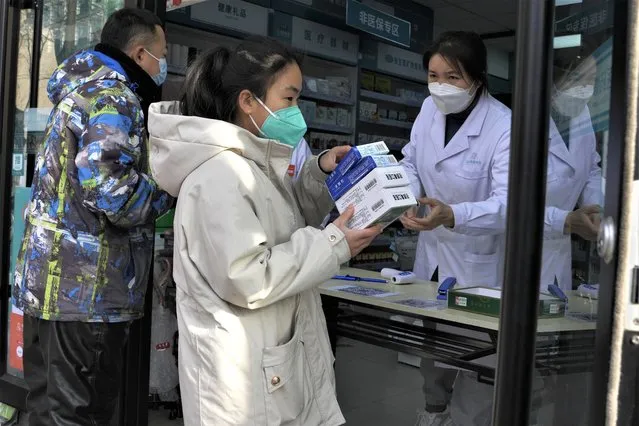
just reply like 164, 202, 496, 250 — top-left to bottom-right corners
13, 49, 172, 322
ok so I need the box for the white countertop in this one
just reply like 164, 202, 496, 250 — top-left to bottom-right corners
319, 268, 597, 333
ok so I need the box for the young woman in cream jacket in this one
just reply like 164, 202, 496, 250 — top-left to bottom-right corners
147, 37, 381, 425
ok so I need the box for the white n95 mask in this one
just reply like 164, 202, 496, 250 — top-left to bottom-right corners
429, 82, 476, 115
552, 85, 594, 118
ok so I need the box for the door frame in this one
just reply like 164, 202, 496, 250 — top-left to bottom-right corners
0, 0, 29, 411
493, 0, 632, 425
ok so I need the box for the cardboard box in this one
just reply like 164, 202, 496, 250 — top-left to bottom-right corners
360, 101, 378, 120
326, 107, 338, 126
336, 108, 350, 128
335, 179, 417, 229
326, 141, 390, 186
361, 72, 375, 91
448, 287, 567, 318
316, 106, 328, 124
375, 76, 392, 94
328, 156, 401, 200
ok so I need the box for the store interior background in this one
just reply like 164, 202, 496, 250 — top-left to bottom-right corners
156, 0, 516, 424
4, 0, 607, 424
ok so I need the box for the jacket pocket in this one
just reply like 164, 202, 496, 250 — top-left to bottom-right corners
262, 327, 314, 426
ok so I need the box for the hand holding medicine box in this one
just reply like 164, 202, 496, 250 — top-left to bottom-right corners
334, 167, 417, 230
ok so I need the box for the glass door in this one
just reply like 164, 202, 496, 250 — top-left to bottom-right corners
0, 0, 124, 411
494, 0, 633, 424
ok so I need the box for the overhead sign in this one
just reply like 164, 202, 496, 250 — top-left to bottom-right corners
359, 39, 427, 82
346, 0, 411, 48
271, 13, 360, 65
555, 2, 613, 35
190, 0, 269, 36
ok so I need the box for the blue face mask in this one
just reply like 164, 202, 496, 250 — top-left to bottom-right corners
144, 49, 167, 86
250, 96, 307, 149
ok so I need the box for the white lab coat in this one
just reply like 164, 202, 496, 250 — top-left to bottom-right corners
401, 94, 511, 287
541, 107, 603, 291
291, 138, 313, 182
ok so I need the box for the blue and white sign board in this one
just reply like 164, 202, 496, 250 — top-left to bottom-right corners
271, 13, 359, 65
190, 0, 269, 36
360, 39, 427, 82
346, 0, 411, 48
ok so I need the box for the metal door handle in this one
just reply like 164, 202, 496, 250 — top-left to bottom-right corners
598, 216, 616, 264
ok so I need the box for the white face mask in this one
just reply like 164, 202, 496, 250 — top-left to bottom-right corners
552, 85, 594, 118
428, 82, 476, 115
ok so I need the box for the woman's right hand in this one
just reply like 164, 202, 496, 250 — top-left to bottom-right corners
564, 204, 601, 241
333, 206, 383, 257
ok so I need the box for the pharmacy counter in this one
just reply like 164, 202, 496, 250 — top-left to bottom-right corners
320, 268, 596, 382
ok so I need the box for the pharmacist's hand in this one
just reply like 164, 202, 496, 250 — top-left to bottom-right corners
400, 198, 454, 231
333, 205, 383, 257
319, 145, 352, 173
564, 204, 601, 241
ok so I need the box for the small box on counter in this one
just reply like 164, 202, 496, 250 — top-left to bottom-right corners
326, 141, 390, 186
447, 287, 567, 318
336, 181, 417, 230
328, 155, 398, 201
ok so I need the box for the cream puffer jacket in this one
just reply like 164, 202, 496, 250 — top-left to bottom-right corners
148, 101, 350, 426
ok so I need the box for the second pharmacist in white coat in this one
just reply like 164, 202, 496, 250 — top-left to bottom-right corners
541, 53, 603, 291
399, 31, 511, 426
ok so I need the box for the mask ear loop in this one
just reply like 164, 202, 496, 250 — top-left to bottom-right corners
248, 94, 274, 138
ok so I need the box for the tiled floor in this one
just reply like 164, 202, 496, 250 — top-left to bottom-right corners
148, 338, 423, 426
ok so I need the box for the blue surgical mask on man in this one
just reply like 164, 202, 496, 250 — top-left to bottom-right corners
249, 95, 308, 149
144, 48, 167, 86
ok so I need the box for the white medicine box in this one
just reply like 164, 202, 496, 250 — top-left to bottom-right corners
335, 166, 417, 230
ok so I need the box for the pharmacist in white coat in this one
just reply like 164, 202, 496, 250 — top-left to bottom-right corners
541, 53, 603, 291
445, 52, 604, 426
399, 32, 511, 426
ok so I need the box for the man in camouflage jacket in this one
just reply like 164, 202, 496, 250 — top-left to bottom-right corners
13, 8, 172, 425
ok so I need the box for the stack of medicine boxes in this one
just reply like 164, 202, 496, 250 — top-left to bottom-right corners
326, 141, 418, 230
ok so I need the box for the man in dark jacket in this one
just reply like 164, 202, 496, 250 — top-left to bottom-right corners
13, 8, 172, 425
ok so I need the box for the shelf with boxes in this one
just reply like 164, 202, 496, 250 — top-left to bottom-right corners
357, 70, 427, 153
299, 55, 358, 151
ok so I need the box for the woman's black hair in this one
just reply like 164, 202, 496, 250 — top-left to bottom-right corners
423, 31, 488, 93
181, 36, 302, 122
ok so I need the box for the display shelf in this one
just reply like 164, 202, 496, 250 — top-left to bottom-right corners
307, 123, 354, 135
360, 90, 423, 108
359, 117, 413, 130
301, 91, 354, 106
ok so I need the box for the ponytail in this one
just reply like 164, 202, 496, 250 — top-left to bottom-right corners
180, 37, 301, 123
180, 47, 230, 120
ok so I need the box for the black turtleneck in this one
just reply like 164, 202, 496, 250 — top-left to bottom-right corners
444, 92, 481, 146
94, 43, 161, 124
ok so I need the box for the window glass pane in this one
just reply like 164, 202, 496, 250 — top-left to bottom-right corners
6, 0, 124, 379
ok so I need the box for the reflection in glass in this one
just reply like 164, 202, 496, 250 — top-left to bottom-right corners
5, 0, 124, 379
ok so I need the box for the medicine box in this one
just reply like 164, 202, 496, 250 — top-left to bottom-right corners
326, 107, 338, 126
447, 287, 567, 318
328, 156, 400, 200
336, 108, 350, 128
361, 72, 375, 91
335, 177, 417, 229
326, 141, 390, 187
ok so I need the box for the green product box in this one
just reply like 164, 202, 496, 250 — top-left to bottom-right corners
155, 209, 175, 231
447, 286, 566, 318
